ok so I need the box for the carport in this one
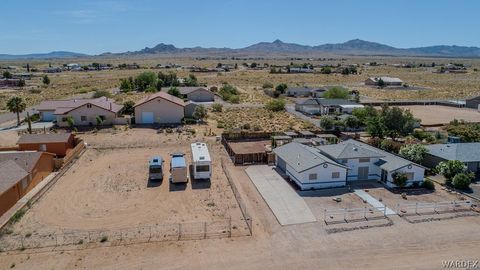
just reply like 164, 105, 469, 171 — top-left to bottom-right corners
246, 165, 316, 225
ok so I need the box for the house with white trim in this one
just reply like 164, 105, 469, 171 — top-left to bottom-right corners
273, 142, 348, 190
318, 139, 426, 188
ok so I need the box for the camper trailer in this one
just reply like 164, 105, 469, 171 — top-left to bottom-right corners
170, 152, 188, 183
191, 142, 212, 179
148, 156, 164, 180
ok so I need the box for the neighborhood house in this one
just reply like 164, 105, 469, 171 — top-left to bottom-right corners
177, 87, 215, 102
424, 143, 480, 175
134, 92, 185, 124
35, 97, 123, 126
365, 76, 403, 86
274, 139, 426, 190
295, 98, 364, 115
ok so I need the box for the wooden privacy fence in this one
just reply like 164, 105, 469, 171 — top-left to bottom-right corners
396, 200, 475, 216
323, 206, 388, 225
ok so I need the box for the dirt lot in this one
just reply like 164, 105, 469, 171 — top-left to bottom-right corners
8, 132, 243, 235
1, 130, 480, 269
398, 105, 480, 126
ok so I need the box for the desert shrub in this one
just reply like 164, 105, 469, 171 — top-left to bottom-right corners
93, 90, 112, 98
242, 123, 251, 130
367, 137, 383, 148
183, 118, 197, 124
421, 179, 435, 190
100, 236, 108, 243
265, 99, 286, 112
323, 86, 349, 99
228, 95, 240, 104
29, 89, 42, 94
9, 209, 26, 224
192, 105, 207, 120
275, 83, 288, 94
452, 173, 473, 190
219, 84, 238, 100
436, 160, 467, 185
380, 140, 402, 153
262, 82, 274, 89
392, 172, 408, 188
209, 86, 218, 92
211, 103, 223, 112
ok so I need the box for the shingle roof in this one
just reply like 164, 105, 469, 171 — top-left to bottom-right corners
273, 142, 346, 173
134, 91, 185, 108
35, 97, 122, 115
296, 98, 358, 106
17, 133, 72, 144
0, 160, 29, 195
0, 151, 44, 173
176, 87, 210, 95
425, 143, 480, 162
318, 139, 421, 171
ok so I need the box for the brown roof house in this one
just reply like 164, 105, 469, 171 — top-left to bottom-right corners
0, 151, 54, 216
134, 92, 185, 124
35, 97, 123, 127
17, 133, 75, 157
177, 87, 215, 102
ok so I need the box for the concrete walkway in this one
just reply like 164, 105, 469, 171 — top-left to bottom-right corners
354, 189, 396, 216
246, 165, 316, 225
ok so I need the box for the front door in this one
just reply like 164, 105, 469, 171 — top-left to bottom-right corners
358, 167, 369, 180
381, 169, 388, 183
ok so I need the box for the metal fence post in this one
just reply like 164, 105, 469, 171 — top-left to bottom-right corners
364, 207, 367, 220
415, 202, 418, 215
178, 223, 182, 241
204, 222, 207, 239
344, 208, 347, 222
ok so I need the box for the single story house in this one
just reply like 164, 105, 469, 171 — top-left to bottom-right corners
318, 139, 426, 188
0, 151, 55, 216
273, 142, 348, 190
17, 133, 75, 157
177, 87, 214, 102
286, 87, 324, 97
465, 95, 480, 110
0, 79, 22, 88
184, 101, 199, 118
365, 77, 403, 86
35, 97, 123, 127
134, 92, 185, 124
424, 143, 480, 174
295, 98, 363, 115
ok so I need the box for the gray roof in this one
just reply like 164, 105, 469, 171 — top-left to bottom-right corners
0, 151, 44, 173
0, 160, 29, 195
425, 143, 480, 162
177, 87, 210, 95
17, 133, 72, 144
273, 142, 346, 173
318, 139, 422, 172
296, 98, 358, 106
283, 131, 298, 136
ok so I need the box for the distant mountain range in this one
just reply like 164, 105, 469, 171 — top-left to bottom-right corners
2, 39, 480, 60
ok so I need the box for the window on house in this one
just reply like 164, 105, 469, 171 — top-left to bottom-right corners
61, 117, 67, 122
99, 115, 106, 120
309, 173, 317, 180
332, 172, 340, 179
340, 159, 348, 164
405, 172, 414, 180
359, 158, 370, 163
81, 116, 87, 121
38, 144, 46, 151
87, 104, 92, 108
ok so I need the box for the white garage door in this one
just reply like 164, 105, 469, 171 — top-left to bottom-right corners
141, 112, 154, 124
41, 111, 55, 122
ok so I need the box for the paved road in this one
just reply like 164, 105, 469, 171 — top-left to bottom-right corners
246, 165, 316, 225
285, 104, 320, 127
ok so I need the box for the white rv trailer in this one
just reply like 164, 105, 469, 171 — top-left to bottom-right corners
190, 142, 212, 179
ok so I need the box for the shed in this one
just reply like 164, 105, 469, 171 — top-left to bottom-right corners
17, 133, 75, 157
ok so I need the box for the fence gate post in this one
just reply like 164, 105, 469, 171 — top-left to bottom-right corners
364, 207, 367, 220
344, 208, 347, 222
383, 206, 387, 217
204, 222, 207, 239
228, 218, 232, 237
324, 209, 327, 222
415, 202, 418, 215
434, 202, 437, 213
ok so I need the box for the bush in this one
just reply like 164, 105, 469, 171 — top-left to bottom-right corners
392, 172, 408, 188
323, 86, 349, 99
380, 140, 402, 153
228, 95, 240, 104
265, 99, 286, 111
275, 83, 288, 94
100, 236, 108, 243
421, 179, 435, 190
9, 209, 26, 224
452, 173, 473, 190
262, 82, 274, 89
211, 103, 223, 112
93, 90, 112, 98
183, 118, 197, 124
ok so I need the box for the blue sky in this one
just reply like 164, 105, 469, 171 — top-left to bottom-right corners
1, 0, 479, 55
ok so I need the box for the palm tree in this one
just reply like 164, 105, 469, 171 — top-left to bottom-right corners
7, 96, 26, 126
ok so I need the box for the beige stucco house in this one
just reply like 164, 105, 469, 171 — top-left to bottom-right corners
134, 92, 185, 124
178, 87, 215, 102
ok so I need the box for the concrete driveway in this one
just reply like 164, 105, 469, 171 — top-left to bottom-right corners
0, 121, 54, 132
246, 165, 316, 225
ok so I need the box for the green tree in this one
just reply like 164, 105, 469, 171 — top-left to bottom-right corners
122, 100, 135, 115
265, 99, 286, 112
219, 84, 239, 102
399, 144, 429, 163
320, 116, 334, 130
184, 74, 198, 86
344, 115, 360, 130
2, 70, 12, 79
167, 87, 182, 98
392, 172, 408, 188
352, 106, 378, 126
323, 86, 349, 99
66, 116, 75, 129
452, 173, 473, 189
42, 75, 50, 85
275, 83, 288, 94
134, 71, 157, 91
366, 116, 385, 138
95, 116, 104, 126
377, 78, 385, 88
7, 96, 27, 126
119, 78, 133, 92
192, 105, 208, 121
382, 106, 416, 140
320, 66, 332, 74
436, 160, 467, 185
